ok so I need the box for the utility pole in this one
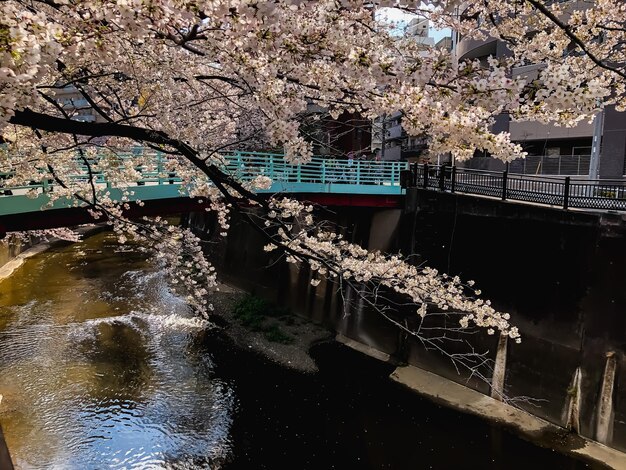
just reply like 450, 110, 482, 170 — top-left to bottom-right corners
589, 109, 604, 180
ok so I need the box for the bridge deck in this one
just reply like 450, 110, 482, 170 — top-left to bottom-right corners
0, 152, 406, 217
410, 163, 626, 212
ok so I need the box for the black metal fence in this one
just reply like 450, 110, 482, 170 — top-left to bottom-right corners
406, 164, 626, 211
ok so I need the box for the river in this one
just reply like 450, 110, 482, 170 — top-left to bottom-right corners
0, 232, 602, 469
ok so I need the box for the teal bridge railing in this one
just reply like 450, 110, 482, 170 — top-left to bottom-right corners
0, 151, 408, 217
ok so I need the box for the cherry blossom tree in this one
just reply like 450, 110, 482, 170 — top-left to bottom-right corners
2, 0, 623, 372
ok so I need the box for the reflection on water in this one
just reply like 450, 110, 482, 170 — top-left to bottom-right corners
0, 233, 232, 469
0, 232, 600, 470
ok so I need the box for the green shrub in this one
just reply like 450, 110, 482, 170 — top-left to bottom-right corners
233, 295, 268, 319
264, 323, 295, 344
233, 295, 295, 344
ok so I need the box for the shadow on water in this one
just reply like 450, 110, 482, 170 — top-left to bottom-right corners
207, 334, 602, 470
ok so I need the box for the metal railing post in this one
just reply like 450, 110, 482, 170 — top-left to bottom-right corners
502, 170, 508, 201
321, 160, 326, 184
156, 152, 163, 185
412, 162, 417, 186
439, 165, 445, 190
563, 176, 571, 210
451, 166, 456, 193
236, 151, 243, 180
423, 163, 429, 188
356, 160, 361, 185
269, 155, 275, 180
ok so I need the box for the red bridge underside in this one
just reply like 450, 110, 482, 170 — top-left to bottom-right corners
0, 194, 402, 236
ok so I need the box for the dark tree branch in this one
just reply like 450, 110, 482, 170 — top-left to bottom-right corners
8, 108, 266, 207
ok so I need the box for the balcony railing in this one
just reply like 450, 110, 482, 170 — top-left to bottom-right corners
508, 154, 591, 176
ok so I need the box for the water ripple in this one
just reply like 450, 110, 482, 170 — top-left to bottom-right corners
0, 233, 233, 469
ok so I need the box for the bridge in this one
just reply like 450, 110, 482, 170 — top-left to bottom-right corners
1, 149, 626, 233
0, 151, 407, 232
409, 164, 626, 211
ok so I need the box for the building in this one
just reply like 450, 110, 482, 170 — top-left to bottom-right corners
435, 36, 453, 52
53, 86, 106, 123
304, 103, 372, 157
371, 18, 443, 161
453, 3, 626, 179
406, 18, 435, 47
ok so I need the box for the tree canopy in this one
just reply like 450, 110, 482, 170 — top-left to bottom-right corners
3, 0, 624, 366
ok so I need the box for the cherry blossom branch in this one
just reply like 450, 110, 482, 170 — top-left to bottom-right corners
523, 0, 626, 80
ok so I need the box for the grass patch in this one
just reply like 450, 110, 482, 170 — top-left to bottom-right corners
233, 295, 295, 344
233, 295, 267, 331
264, 323, 295, 344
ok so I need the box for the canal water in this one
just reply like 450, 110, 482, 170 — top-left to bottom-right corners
0, 232, 603, 469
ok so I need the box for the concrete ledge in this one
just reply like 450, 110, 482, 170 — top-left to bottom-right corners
0, 243, 51, 282
391, 365, 546, 431
336, 334, 626, 469
391, 365, 626, 470
335, 334, 393, 363
0, 225, 105, 282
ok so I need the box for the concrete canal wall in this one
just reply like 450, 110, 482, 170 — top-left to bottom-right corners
403, 189, 626, 452
186, 190, 626, 455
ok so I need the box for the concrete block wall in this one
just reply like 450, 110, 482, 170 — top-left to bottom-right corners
187, 190, 626, 452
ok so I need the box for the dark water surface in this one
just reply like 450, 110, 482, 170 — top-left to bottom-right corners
0, 233, 601, 469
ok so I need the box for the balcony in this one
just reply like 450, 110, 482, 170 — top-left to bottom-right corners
508, 154, 591, 176
455, 36, 497, 62
510, 119, 595, 141
386, 125, 404, 140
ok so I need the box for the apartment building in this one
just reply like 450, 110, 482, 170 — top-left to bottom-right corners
453, 4, 626, 179
53, 86, 106, 123
371, 19, 450, 161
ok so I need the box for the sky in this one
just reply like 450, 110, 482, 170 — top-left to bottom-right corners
376, 7, 451, 43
